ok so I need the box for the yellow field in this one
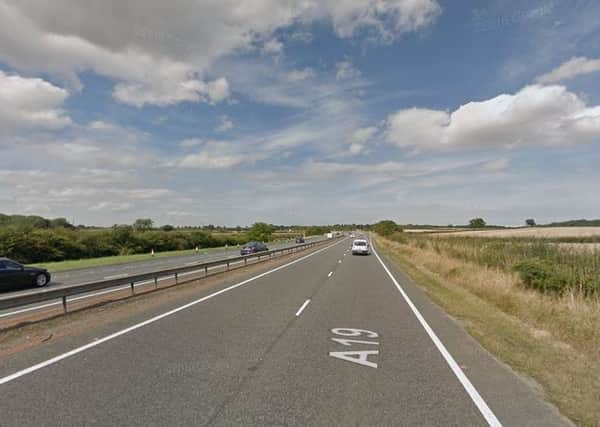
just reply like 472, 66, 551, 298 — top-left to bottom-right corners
430, 226, 600, 238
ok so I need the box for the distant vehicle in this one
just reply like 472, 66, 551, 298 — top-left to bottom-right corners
0, 258, 51, 289
351, 239, 370, 255
240, 242, 269, 255
295, 236, 305, 244
326, 232, 334, 239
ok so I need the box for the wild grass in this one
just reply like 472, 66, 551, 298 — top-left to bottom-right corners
392, 234, 600, 296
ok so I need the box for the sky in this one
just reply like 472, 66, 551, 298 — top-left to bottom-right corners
1, 0, 600, 227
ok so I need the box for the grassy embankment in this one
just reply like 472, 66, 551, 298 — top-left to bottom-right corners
30, 246, 226, 272
374, 233, 600, 426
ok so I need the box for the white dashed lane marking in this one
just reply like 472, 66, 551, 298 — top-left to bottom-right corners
295, 299, 311, 316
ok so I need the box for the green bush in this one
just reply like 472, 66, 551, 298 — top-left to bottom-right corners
513, 259, 570, 294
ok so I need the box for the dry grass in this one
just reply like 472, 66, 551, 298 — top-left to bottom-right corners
554, 243, 600, 253
433, 226, 600, 238
375, 235, 600, 426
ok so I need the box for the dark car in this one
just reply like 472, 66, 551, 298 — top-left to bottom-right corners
0, 258, 51, 290
295, 236, 305, 244
240, 242, 269, 255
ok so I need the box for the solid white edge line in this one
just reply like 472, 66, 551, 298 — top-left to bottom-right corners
0, 238, 347, 386
371, 243, 502, 427
103, 273, 128, 280
0, 301, 61, 318
295, 299, 311, 316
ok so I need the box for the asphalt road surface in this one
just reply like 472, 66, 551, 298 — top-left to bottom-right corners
0, 238, 569, 426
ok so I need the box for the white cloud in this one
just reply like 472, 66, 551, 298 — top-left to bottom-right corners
310, 0, 442, 41
0, 69, 71, 131
178, 140, 264, 169
113, 76, 229, 107
385, 84, 600, 149
305, 160, 407, 176
179, 138, 204, 148
262, 38, 284, 54
179, 152, 245, 169
89, 201, 133, 212
289, 31, 313, 43
215, 115, 234, 132
386, 107, 448, 147
206, 78, 230, 103
37, 121, 155, 170
0, 1, 439, 107
536, 56, 600, 83
348, 126, 378, 155
336, 61, 361, 80
285, 68, 315, 82
480, 158, 510, 173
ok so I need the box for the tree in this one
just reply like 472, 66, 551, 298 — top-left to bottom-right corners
161, 224, 175, 232
525, 218, 536, 227
133, 218, 154, 231
305, 226, 330, 236
469, 218, 486, 228
247, 222, 274, 242
372, 220, 400, 236
111, 225, 136, 254
50, 217, 74, 229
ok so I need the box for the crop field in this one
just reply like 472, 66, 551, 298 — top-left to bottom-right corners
430, 226, 600, 238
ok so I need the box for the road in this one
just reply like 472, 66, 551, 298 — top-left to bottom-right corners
48, 237, 322, 286
0, 238, 568, 426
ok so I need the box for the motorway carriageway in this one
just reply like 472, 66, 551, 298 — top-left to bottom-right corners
0, 237, 322, 321
0, 237, 569, 426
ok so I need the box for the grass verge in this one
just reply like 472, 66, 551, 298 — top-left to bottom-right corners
374, 235, 600, 426
29, 246, 237, 272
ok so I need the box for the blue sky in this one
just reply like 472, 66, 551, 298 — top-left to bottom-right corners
1, 0, 600, 226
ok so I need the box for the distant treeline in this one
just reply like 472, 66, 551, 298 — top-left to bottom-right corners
540, 219, 600, 227
0, 214, 74, 229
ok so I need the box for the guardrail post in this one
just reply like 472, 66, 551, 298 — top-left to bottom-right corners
244, 257, 247, 266
226, 261, 230, 271
154, 276, 158, 289
205, 265, 208, 276
175, 272, 178, 284
62, 296, 67, 313
131, 282, 135, 295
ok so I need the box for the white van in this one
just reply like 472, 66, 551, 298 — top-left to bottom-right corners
351, 239, 370, 255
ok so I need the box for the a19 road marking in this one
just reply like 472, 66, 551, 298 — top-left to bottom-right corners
328, 328, 380, 369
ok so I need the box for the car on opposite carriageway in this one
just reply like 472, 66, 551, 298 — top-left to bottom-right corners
0, 257, 51, 291
240, 241, 269, 255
